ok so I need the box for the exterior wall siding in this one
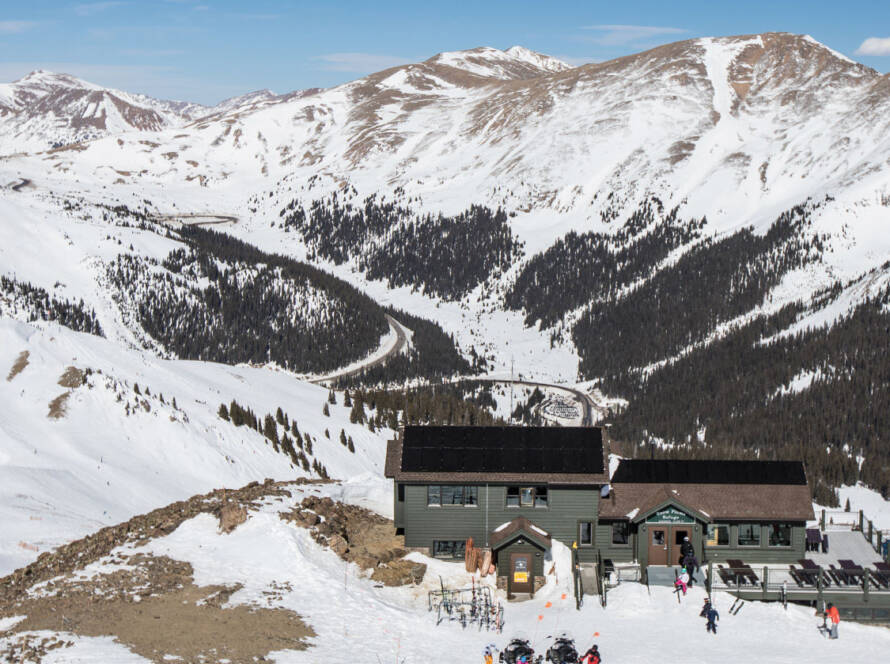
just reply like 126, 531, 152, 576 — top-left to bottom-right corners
701, 523, 806, 564
495, 540, 545, 578
401, 484, 600, 562
595, 523, 636, 563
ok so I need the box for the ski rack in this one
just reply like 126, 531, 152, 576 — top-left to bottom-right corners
428, 576, 504, 632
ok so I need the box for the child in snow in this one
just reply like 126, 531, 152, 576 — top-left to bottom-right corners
700, 597, 711, 617
825, 602, 840, 639
582, 644, 602, 664
674, 568, 690, 595
483, 644, 496, 664
706, 605, 719, 634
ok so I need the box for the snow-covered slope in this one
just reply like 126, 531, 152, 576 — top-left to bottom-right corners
425, 45, 573, 79
0, 318, 391, 576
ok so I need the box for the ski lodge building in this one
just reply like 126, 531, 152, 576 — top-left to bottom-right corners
384, 425, 814, 596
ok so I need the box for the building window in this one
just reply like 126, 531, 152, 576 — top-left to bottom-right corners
506, 486, 548, 508
612, 522, 629, 545
768, 524, 792, 547
427, 485, 478, 507
432, 540, 466, 559
706, 524, 729, 546
397, 484, 405, 502
520, 487, 534, 507
579, 521, 593, 546
738, 523, 761, 547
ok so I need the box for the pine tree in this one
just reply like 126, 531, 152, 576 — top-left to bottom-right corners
344, 390, 352, 407
263, 414, 280, 452
172, 397, 177, 409
218, 403, 230, 421
347, 436, 355, 453
328, 390, 337, 405
291, 421, 299, 437
349, 398, 365, 424
323, 403, 330, 417
845, 497, 851, 512
339, 429, 347, 447
305, 437, 313, 455
324, 428, 330, 439
276, 407, 285, 425
133, 383, 140, 395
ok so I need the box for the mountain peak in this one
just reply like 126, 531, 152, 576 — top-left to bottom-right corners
425, 45, 572, 80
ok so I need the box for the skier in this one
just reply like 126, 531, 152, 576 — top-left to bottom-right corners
683, 553, 699, 586
825, 602, 840, 639
706, 604, 720, 634
674, 567, 690, 595
700, 597, 711, 617
581, 644, 602, 664
680, 536, 694, 565
483, 644, 496, 664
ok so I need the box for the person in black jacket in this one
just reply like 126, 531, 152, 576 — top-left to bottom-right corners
706, 605, 720, 634
581, 644, 602, 664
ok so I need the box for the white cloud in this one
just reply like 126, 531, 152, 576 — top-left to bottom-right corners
0, 20, 37, 34
855, 37, 890, 56
581, 24, 687, 47
74, 2, 126, 16
311, 52, 413, 73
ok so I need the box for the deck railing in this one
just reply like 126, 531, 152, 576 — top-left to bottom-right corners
819, 509, 890, 562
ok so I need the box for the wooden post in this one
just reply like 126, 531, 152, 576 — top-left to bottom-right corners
859, 510, 864, 532
762, 566, 769, 600
817, 567, 824, 613
864, 567, 870, 603
869, 521, 874, 551
707, 561, 713, 597
820, 509, 826, 531
877, 531, 883, 559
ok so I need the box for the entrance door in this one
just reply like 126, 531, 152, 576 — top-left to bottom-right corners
648, 527, 668, 565
509, 553, 533, 594
671, 527, 690, 566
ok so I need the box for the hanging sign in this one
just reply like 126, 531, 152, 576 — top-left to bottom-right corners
645, 506, 695, 523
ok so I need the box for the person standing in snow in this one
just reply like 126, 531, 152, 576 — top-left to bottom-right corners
674, 568, 690, 595
581, 644, 602, 664
483, 644, 496, 664
683, 553, 699, 586
706, 604, 719, 634
700, 597, 711, 617
825, 603, 840, 639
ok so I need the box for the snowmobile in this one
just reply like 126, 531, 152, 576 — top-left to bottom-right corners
498, 638, 542, 664
544, 634, 579, 663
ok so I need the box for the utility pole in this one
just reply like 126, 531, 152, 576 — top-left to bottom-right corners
509, 356, 514, 424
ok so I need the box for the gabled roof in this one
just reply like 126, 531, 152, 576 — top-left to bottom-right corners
489, 516, 552, 551
384, 425, 609, 486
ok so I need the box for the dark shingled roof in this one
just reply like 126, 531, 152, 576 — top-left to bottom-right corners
599, 459, 814, 522
610, 460, 807, 485
385, 426, 609, 485
489, 517, 552, 551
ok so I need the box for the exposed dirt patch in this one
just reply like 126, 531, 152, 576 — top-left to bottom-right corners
0, 478, 320, 607
6, 350, 29, 381
281, 495, 425, 585
46, 391, 70, 419
1, 554, 312, 663
57, 366, 84, 388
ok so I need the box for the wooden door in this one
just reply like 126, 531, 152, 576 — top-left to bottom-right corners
648, 527, 668, 565
509, 553, 533, 593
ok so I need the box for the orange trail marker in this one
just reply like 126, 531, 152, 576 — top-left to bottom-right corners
594, 632, 600, 637
545, 601, 552, 608
561, 593, 567, 600
538, 615, 544, 621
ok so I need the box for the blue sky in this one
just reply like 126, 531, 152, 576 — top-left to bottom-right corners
2, 0, 890, 105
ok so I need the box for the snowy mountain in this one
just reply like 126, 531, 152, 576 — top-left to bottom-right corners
425, 45, 574, 79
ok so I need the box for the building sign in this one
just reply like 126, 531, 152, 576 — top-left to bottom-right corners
645, 506, 695, 524
513, 558, 529, 584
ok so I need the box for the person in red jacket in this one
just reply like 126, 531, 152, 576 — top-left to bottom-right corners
825, 602, 840, 639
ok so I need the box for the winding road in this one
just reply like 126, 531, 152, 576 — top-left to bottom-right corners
310, 314, 409, 386
466, 376, 603, 426
151, 213, 239, 227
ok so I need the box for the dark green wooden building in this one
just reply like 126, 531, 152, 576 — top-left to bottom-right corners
385, 426, 815, 594
598, 459, 814, 569
385, 425, 610, 594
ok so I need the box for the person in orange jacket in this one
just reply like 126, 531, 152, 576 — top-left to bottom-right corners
825, 602, 840, 639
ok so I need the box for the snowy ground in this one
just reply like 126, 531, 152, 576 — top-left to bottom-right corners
0, 318, 393, 575
4, 489, 889, 663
